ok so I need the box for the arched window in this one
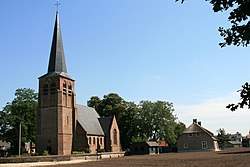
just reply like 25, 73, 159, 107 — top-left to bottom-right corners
93, 137, 96, 145
113, 129, 117, 145
100, 138, 102, 145
43, 84, 48, 95
50, 82, 56, 95
68, 84, 72, 96
89, 137, 91, 145
63, 82, 67, 95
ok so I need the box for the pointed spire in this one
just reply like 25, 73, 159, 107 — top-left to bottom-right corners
47, 11, 67, 74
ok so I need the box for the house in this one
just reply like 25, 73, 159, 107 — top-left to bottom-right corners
242, 131, 250, 147
36, 10, 121, 155
98, 116, 121, 152
130, 141, 159, 155
229, 132, 242, 142
224, 141, 242, 148
223, 132, 242, 148
157, 140, 170, 153
177, 119, 219, 152
242, 138, 250, 147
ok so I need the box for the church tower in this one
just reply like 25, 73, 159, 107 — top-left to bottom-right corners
36, 10, 77, 155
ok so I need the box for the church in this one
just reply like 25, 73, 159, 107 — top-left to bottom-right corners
36, 10, 121, 155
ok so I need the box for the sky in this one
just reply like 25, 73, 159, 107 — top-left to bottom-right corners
1, 0, 250, 136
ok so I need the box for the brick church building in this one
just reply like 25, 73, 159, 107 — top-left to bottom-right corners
36, 11, 121, 155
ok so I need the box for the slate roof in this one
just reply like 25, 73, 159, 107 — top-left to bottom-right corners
98, 116, 113, 134
40, 11, 72, 79
77, 104, 104, 136
228, 141, 242, 145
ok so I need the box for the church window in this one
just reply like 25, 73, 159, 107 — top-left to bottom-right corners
68, 84, 72, 96
93, 137, 96, 145
89, 137, 91, 145
100, 138, 102, 145
50, 82, 56, 95
43, 84, 48, 95
113, 129, 117, 145
63, 82, 67, 95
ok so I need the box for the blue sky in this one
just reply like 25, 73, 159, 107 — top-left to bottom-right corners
1, 1, 250, 135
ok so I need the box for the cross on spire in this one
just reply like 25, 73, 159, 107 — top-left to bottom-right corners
55, 0, 60, 13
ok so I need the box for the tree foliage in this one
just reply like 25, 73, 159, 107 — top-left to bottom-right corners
87, 93, 185, 148
216, 128, 230, 148
227, 82, 250, 111
87, 93, 138, 149
0, 88, 38, 155
136, 101, 179, 145
176, 0, 250, 47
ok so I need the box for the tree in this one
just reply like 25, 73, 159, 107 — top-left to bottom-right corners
174, 121, 186, 141
176, 0, 250, 47
227, 82, 250, 111
136, 101, 181, 146
0, 88, 38, 155
87, 93, 138, 149
87, 93, 185, 147
175, 1, 250, 111
216, 128, 230, 149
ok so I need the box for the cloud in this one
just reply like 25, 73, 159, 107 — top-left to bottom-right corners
175, 92, 250, 135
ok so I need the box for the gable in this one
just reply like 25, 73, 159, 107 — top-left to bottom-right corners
77, 104, 104, 136
98, 116, 113, 134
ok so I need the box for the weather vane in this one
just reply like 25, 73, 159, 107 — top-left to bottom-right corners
55, 0, 61, 13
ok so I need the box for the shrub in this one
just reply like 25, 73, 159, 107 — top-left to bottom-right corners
83, 149, 90, 153
42, 150, 49, 156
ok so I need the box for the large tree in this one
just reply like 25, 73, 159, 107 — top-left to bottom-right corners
176, 0, 250, 47
0, 88, 38, 155
136, 101, 182, 146
216, 128, 230, 149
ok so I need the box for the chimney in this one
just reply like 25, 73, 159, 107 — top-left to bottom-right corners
198, 121, 201, 126
193, 119, 197, 124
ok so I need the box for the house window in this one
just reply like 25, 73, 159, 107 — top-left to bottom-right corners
43, 84, 48, 95
113, 129, 117, 145
188, 133, 193, 137
202, 141, 208, 149
89, 137, 91, 145
63, 82, 67, 95
184, 143, 188, 148
50, 82, 56, 95
196, 133, 201, 137
93, 137, 96, 145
